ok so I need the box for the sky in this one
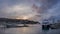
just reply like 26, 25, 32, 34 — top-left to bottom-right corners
0, 0, 60, 22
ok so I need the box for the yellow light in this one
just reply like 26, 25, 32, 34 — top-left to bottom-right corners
16, 18, 21, 19
16, 16, 29, 20
22, 16, 28, 20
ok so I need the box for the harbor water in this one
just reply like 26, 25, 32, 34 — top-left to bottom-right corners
0, 24, 60, 34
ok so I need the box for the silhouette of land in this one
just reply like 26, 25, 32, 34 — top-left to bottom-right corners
0, 18, 40, 28
0, 18, 39, 24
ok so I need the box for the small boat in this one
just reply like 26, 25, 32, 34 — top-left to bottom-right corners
6, 24, 28, 28
24, 24, 28, 27
6, 24, 17, 28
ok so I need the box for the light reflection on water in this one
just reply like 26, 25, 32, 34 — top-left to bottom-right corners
0, 24, 60, 34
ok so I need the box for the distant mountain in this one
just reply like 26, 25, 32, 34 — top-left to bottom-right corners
0, 18, 39, 24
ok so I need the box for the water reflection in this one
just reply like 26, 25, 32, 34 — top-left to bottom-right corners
0, 24, 60, 34
42, 28, 49, 34
23, 27, 27, 32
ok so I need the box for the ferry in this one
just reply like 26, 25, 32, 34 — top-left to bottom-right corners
42, 20, 50, 30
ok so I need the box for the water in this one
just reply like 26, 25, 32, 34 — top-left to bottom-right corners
0, 24, 60, 34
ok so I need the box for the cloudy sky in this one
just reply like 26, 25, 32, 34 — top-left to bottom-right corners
0, 0, 36, 19
0, 0, 60, 22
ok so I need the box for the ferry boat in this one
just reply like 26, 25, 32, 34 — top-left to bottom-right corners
42, 20, 50, 30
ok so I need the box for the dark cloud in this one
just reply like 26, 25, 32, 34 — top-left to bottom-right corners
32, 0, 60, 21
40, 0, 60, 13
32, 0, 60, 13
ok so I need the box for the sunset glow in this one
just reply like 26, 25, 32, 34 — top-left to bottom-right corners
16, 16, 29, 20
